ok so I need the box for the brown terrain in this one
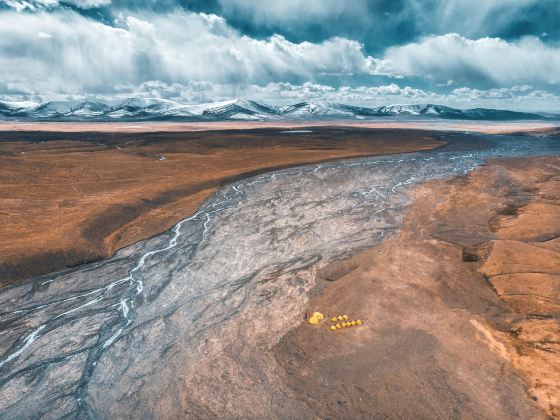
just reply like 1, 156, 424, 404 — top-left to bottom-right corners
279, 155, 560, 418
0, 120, 555, 134
1, 125, 559, 418
0, 127, 445, 284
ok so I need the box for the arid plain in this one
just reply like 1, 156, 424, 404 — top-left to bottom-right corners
0, 124, 559, 418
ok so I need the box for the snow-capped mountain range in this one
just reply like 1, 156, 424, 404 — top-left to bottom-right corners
0, 98, 556, 122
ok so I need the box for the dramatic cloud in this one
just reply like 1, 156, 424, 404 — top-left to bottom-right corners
449, 86, 560, 106
64, 0, 112, 7
0, 10, 377, 97
215, 0, 560, 53
379, 34, 560, 87
1, 0, 111, 10
5, 0, 558, 51
118, 81, 560, 112
0, 1, 559, 110
218, 0, 370, 31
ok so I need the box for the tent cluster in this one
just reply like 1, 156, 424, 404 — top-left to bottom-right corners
329, 315, 363, 331
307, 312, 325, 325
307, 311, 364, 331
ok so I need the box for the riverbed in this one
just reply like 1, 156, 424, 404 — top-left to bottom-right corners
1, 131, 559, 417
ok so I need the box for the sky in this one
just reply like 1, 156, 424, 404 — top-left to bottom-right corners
0, 0, 559, 111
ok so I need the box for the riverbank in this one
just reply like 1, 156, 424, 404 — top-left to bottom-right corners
0, 127, 445, 284
279, 155, 560, 418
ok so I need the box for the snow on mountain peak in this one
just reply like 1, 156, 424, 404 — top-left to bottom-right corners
0, 98, 552, 121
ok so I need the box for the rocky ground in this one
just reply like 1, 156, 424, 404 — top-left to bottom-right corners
0, 127, 444, 284
278, 156, 560, 418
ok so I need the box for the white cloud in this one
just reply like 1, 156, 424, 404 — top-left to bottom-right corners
402, 0, 544, 40
0, 10, 377, 97
379, 33, 560, 86
217, 0, 520, 34
2, 0, 57, 11
122, 80, 438, 106
217, 0, 560, 51
110, 81, 559, 112
450, 85, 557, 104
219, 0, 370, 28
3, 76, 560, 111
1, 7, 559, 111
66, 0, 111, 7
1, 0, 110, 10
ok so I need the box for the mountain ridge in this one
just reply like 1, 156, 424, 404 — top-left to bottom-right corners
0, 98, 556, 122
